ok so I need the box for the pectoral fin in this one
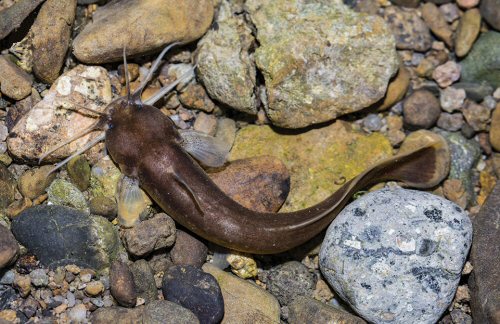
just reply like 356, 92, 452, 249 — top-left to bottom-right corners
179, 130, 229, 168
116, 176, 151, 228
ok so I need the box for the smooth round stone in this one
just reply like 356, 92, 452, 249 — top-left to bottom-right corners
480, 0, 500, 31
319, 188, 472, 324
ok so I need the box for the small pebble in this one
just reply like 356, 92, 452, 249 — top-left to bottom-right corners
226, 252, 258, 279
193, 112, 218, 136
439, 3, 460, 22
68, 303, 87, 324
440, 87, 466, 112
85, 281, 104, 297
457, 0, 480, 8
433, 61, 461, 88
0, 225, 19, 269
363, 114, 383, 131
170, 230, 208, 268
30, 269, 48, 287
462, 101, 491, 131
110, 261, 137, 307
437, 113, 465, 132
14, 274, 31, 297
403, 90, 441, 129
455, 9, 482, 58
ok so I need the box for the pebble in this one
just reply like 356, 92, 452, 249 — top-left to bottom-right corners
162, 265, 224, 324
0, 0, 45, 40
383, 6, 432, 52
14, 274, 31, 297
89, 196, 117, 220
457, 0, 479, 8
5, 197, 33, 219
0, 164, 16, 209
91, 306, 144, 324
461, 32, 500, 89
30, 0, 76, 84
29, 269, 48, 287
320, 188, 472, 323
178, 84, 216, 113
421, 3, 453, 47
73, 0, 214, 63
403, 90, 441, 129
67, 155, 91, 191
440, 87, 466, 112
129, 260, 157, 304
490, 104, 500, 151
480, 0, 500, 30
203, 263, 281, 323
47, 179, 89, 213
439, 3, 460, 22
469, 183, 500, 323
437, 113, 465, 132
454, 81, 494, 102
89, 156, 122, 199
143, 300, 200, 324
375, 65, 411, 111
0, 55, 32, 100
455, 9, 482, 58
110, 260, 137, 307
193, 112, 217, 136
463, 101, 491, 131
433, 61, 461, 88
0, 225, 19, 269
85, 281, 104, 297
18, 166, 56, 200
259, 261, 316, 306
224, 252, 257, 279
289, 296, 366, 324
363, 114, 383, 131
68, 303, 87, 323
170, 230, 208, 268
11, 205, 120, 271
0, 270, 15, 285
0, 310, 17, 323
122, 213, 176, 257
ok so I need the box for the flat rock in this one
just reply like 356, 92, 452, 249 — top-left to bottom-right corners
0, 55, 32, 100
245, 0, 398, 128
31, 0, 77, 84
196, 1, 257, 115
460, 32, 500, 88
7, 65, 112, 163
319, 188, 472, 323
0, 225, 19, 270
203, 263, 281, 324
469, 183, 500, 323
229, 121, 392, 212
73, 0, 214, 63
288, 296, 366, 324
11, 205, 120, 271
384, 6, 432, 52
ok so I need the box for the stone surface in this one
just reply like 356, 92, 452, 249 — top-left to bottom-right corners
178, 85, 216, 114
91, 306, 143, 324
170, 230, 208, 268
89, 156, 122, 199
230, 121, 392, 211
0, 225, 19, 270
375, 65, 411, 111
110, 261, 137, 307
320, 188, 472, 324
210, 156, 290, 212
73, 0, 214, 63
47, 179, 88, 213
130, 260, 157, 304
384, 6, 432, 52
403, 90, 441, 129
288, 296, 366, 324
31, 0, 77, 84
89, 196, 117, 220
0, 164, 16, 209
11, 205, 120, 271
440, 87, 466, 113
0, 55, 32, 100
203, 263, 281, 324
462, 101, 491, 131
18, 166, 56, 200
433, 61, 461, 88
7, 65, 112, 163
0, 0, 45, 40
455, 9, 482, 57
469, 183, 500, 323
491, 105, 500, 152
142, 300, 199, 324
437, 113, 464, 132
246, 0, 398, 128
122, 213, 176, 257
461, 32, 500, 88
196, 1, 257, 115
480, 0, 500, 30
67, 155, 91, 191
421, 3, 453, 47
162, 265, 224, 324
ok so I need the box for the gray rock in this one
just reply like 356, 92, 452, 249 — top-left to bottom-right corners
437, 113, 464, 132
319, 188, 472, 324
143, 300, 199, 324
454, 81, 494, 102
245, 0, 398, 128
460, 32, 500, 88
11, 205, 120, 271
480, 0, 500, 31
130, 260, 157, 304
289, 296, 366, 324
170, 230, 208, 268
383, 6, 432, 52
29, 269, 48, 287
363, 114, 383, 132
196, 1, 257, 115
47, 179, 89, 213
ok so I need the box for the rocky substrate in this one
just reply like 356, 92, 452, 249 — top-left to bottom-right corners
0, 0, 499, 323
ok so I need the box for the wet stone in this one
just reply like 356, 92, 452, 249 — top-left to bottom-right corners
462, 101, 491, 131
384, 6, 432, 52
110, 260, 137, 308
490, 105, 500, 151
440, 87, 466, 113
437, 113, 464, 132
89, 196, 117, 220
421, 3, 453, 47
130, 260, 157, 304
0, 225, 19, 270
288, 296, 366, 324
0, 55, 32, 100
143, 300, 200, 324
455, 9, 482, 58
320, 188, 472, 323
18, 166, 56, 200
0, 164, 16, 209
433, 61, 461, 88
403, 90, 441, 129
47, 179, 88, 213
170, 230, 208, 268
461, 32, 500, 88
91, 306, 143, 324
67, 155, 91, 192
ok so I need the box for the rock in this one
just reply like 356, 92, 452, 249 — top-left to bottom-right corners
29, 269, 48, 287
246, 0, 398, 128
440, 87, 466, 112
491, 105, 500, 151
0, 55, 32, 100
11, 205, 120, 271
13, 274, 31, 297
457, 0, 480, 8
143, 300, 199, 324
0, 225, 19, 269
0, 285, 16, 310
259, 261, 315, 306
31, 0, 76, 84
89, 196, 117, 220
455, 9, 482, 57
47, 179, 88, 213
73, 0, 214, 63
363, 114, 383, 132
389, 0, 420, 7
288, 296, 366, 324
421, 3, 453, 47
439, 4, 461, 22
178, 84, 216, 114
130, 260, 157, 304
68, 304, 87, 323
91, 306, 143, 324
403, 90, 441, 129
170, 230, 208, 268
209, 156, 290, 212
203, 263, 280, 324
196, 1, 257, 115
67, 155, 91, 191
226, 252, 258, 279
320, 188, 472, 324
462, 101, 491, 131
230, 121, 392, 211
461, 32, 500, 88
480, 0, 500, 30
454, 81, 494, 102
437, 113, 464, 132
85, 280, 104, 296
469, 183, 500, 323
215, 118, 236, 153
375, 65, 410, 111
0, 164, 16, 209
122, 213, 176, 257
193, 112, 217, 136
162, 265, 224, 324
383, 7, 432, 52
89, 156, 122, 199
0, 310, 17, 323
0, 0, 45, 40
7, 65, 112, 163
18, 166, 56, 200
433, 61, 461, 88
110, 261, 137, 307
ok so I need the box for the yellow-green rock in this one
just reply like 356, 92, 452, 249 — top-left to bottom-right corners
89, 156, 121, 199
230, 121, 393, 211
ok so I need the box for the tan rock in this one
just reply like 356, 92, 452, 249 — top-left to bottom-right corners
73, 0, 214, 63
31, 0, 77, 83
490, 104, 500, 152
18, 165, 56, 199
376, 65, 410, 111
455, 9, 481, 57
0, 55, 32, 100
0, 225, 19, 269
421, 3, 453, 48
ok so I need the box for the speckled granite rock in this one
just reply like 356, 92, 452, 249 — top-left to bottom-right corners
245, 0, 398, 128
383, 6, 432, 52
320, 188, 472, 324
